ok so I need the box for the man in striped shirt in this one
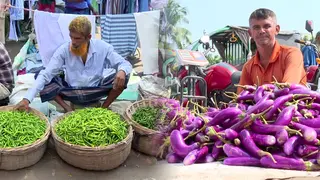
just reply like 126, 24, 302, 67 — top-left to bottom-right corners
0, 43, 14, 106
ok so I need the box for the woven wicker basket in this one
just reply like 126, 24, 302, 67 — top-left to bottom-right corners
51, 111, 133, 171
0, 105, 50, 170
125, 99, 168, 158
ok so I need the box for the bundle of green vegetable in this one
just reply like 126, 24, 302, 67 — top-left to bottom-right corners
55, 108, 128, 147
0, 111, 47, 148
132, 106, 162, 130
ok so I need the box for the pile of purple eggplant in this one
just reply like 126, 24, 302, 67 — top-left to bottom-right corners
164, 83, 320, 171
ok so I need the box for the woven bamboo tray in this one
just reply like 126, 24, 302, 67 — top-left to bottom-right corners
51, 110, 133, 171
125, 99, 168, 158
0, 105, 51, 170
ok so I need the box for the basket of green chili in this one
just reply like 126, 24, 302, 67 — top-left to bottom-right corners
125, 99, 168, 159
0, 105, 50, 170
51, 107, 133, 171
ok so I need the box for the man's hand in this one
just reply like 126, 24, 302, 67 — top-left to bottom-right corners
14, 98, 30, 112
113, 70, 126, 90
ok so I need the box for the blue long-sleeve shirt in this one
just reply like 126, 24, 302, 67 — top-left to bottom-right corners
24, 39, 132, 102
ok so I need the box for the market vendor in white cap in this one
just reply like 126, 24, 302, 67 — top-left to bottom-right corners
15, 16, 132, 112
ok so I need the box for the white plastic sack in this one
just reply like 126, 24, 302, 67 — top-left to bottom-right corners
9, 74, 56, 117
138, 75, 170, 98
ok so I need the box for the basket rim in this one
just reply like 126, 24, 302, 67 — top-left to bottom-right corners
0, 105, 51, 152
51, 110, 133, 151
125, 99, 162, 134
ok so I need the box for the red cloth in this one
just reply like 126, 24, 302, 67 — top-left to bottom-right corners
38, 1, 55, 12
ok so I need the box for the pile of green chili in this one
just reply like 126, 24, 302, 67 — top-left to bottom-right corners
55, 108, 128, 147
0, 111, 47, 148
132, 106, 161, 130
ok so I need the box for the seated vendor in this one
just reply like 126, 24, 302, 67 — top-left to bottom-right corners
0, 43, 14, 106
237, 8, 307, 93
15, 16, 132, 112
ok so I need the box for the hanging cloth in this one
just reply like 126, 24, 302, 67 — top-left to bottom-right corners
100, 13, 137, 57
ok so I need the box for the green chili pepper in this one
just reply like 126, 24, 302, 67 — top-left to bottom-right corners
55, 108, 128, 147
132, 106, 161, 130
0, 111, 47, 148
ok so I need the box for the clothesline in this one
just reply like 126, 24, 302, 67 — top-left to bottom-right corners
3, 4, 158, 17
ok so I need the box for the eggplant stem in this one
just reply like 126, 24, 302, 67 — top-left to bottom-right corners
190, 101, 207, 112
201, 142, 215, 147
216, 145, 224, 148
260, 116, 268, 124
194, 112, 210, 124
286, 127, 303, 136
244, 106, 274, 128
157, 136, 170, 158
260, 151, 277, 163
223, 93, 237, 99
303, 150, 319, 159
224, 91, 238, 96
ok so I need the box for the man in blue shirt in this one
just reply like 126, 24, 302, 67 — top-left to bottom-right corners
302, 31, 320, 69
15, 16, 132, 112
64, 0, 98, 15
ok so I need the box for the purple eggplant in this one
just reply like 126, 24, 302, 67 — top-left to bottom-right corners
265, 94, 308, 120
205, 111, 219, 118
291, 122, 317, 143
246, 99, 274, 115
195, 133, 210, 143
183, 146, 209, 165
170, 130, 199, 157
254, 86, 265, 103
196, 154, 214, 163
274, 105, 296, 126
237, 94, 254, 102
180, 129, 190, 138
225, 128, 239, 140
251, 119, 301, 135
251, 132, 276, 147
289, 88, 320, 103
295, 117, 320, 128
223, 144, 250, 157
274, 87, 290, 98
297, 144, 319, 158
211, 140, 223, 160
166, 152, 183, 163
223, 157, 261, 166
260, 155, 320, 171
207, 107, 243, 126
236, 84, 256, 92
239, 129, 275, 162
207, 107, 219, 113
228, 103, 247, 111
230, 106, 273, 132
275, 129, 289, 146
220, 118, 240, 129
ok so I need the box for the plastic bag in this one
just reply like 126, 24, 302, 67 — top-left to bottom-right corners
138, 75, 171, 99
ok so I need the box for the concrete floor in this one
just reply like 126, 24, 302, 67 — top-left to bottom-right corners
3, 40, 320, 180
